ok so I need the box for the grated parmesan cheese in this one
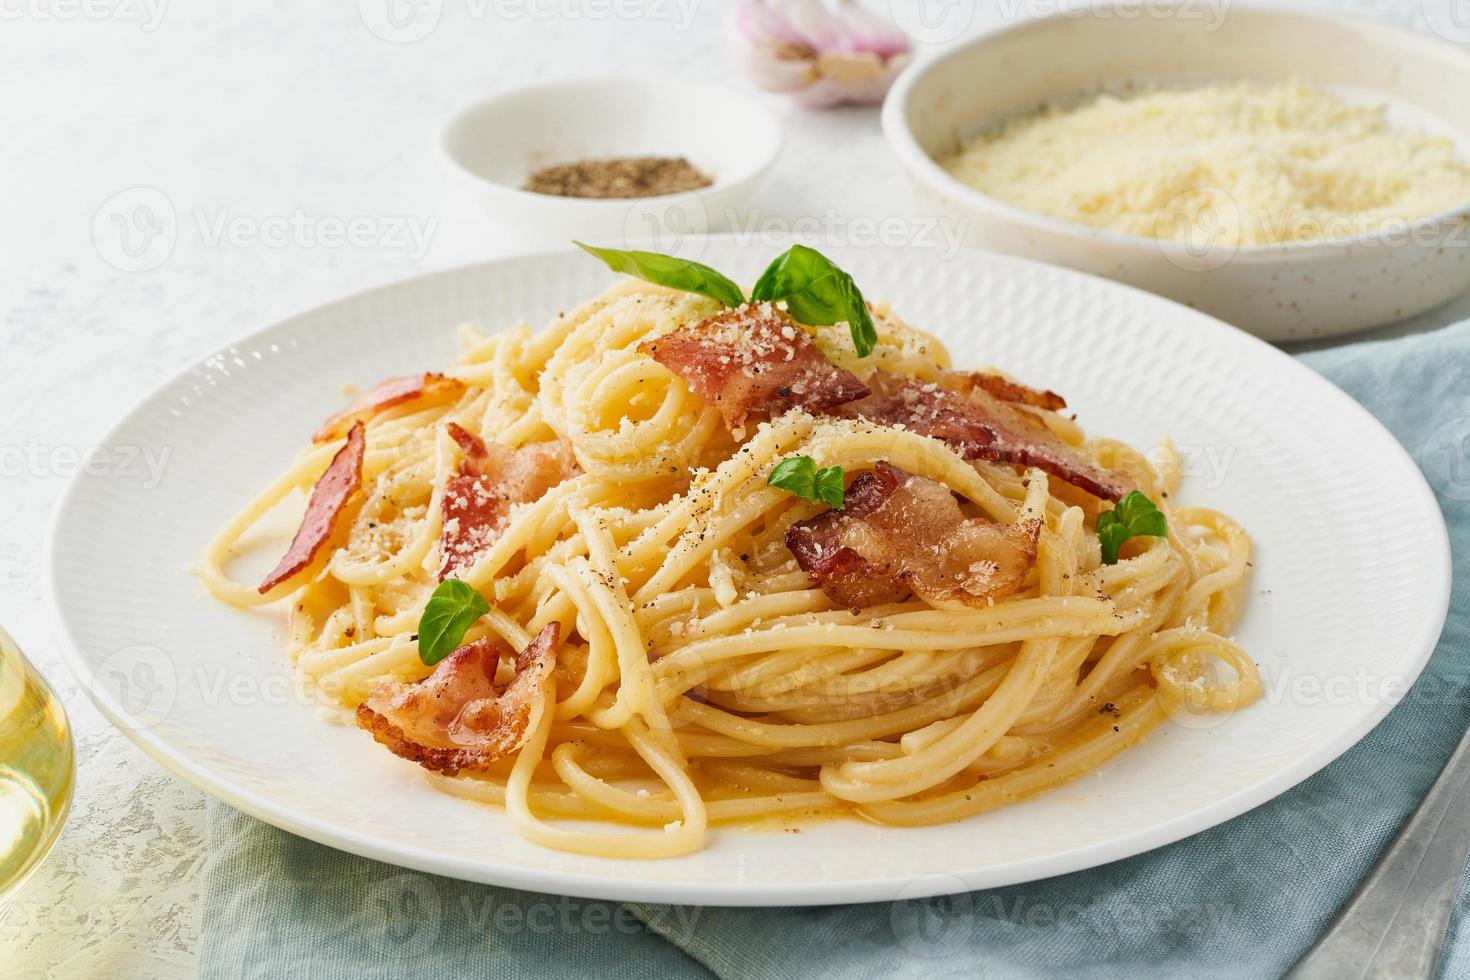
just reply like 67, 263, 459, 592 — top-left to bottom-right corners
942, 80, 1470, 246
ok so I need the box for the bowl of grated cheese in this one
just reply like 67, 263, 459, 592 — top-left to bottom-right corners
882, 5, 1470, 341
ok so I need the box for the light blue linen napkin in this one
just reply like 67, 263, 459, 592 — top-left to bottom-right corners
200, 319, 1470, 980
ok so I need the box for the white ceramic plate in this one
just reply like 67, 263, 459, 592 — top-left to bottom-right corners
45, 241, 1451, 905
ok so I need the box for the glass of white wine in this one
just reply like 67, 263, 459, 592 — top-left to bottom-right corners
0, 625, 74, 902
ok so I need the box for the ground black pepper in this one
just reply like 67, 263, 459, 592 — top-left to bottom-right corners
523, 156, 713, 199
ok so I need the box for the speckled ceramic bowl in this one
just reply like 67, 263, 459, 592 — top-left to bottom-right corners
883, 5, 1470, 341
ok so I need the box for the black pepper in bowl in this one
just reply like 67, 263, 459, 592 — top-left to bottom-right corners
523, 156, 713, 199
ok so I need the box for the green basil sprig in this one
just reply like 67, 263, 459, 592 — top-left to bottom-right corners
417, 579, 491, 666
575, 241, 745, 309
1096, 491, 1168, 565
751, 244, 877, 357
768, 456, 846, 509
575, 241, 876, 358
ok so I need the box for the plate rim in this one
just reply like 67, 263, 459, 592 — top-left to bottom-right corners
42, 240, 1454, 906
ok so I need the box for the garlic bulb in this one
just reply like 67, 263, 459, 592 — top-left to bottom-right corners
731, 0, 912, 108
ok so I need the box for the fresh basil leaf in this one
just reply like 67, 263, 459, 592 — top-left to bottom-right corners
1096, 491, 1167, 564
1115, 491, 1164, 526
1098, 521, 1131, 565
1129, 509, 1168, 539
769, 455, 846, 508
417, 578, 490, 666
1112, 491, 1147, 524
750, 245, 877, 357
813, 464, 847, 509
575, 241, 745, 308
768, 456, 818, 499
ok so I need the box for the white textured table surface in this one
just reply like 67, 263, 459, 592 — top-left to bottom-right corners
3, 2, 1469, 976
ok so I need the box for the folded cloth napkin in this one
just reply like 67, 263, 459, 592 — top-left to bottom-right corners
201, 319, 1470, 980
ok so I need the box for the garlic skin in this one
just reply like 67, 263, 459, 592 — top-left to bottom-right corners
731, 0, 912, 108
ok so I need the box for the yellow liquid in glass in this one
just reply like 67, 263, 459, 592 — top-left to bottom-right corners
0, 626, 74, 901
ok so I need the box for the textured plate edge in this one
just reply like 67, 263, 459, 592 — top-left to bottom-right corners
39, 240, 1455, 906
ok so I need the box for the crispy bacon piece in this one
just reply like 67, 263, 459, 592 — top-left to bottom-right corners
786, 462, 1040, 609
836, 372, 1129, 501
259, 422, 365, 593
638, 304, 870, 430
313, 373, 465, 443
355, 623, 560, 775
963, 372, 1067, 412
439, 423, 579, 578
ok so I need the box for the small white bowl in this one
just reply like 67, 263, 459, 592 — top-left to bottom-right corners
883, 6, 1470, 341
442, 77, 781, 250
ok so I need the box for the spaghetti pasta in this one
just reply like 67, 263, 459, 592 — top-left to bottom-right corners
200, 275, 1259, 859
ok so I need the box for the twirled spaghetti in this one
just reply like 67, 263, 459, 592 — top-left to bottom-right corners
200, 275, 1259, 858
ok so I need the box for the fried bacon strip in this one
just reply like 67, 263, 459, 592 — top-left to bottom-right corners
355, 623, 560, 775
963, 372, 1067, 412
786, 462, 1040, 609
259, 421, 365, 593
313, 373, 465, 443
638, 304, 870, 430
439, 423, 580, 578
835, 372, 1128, 501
